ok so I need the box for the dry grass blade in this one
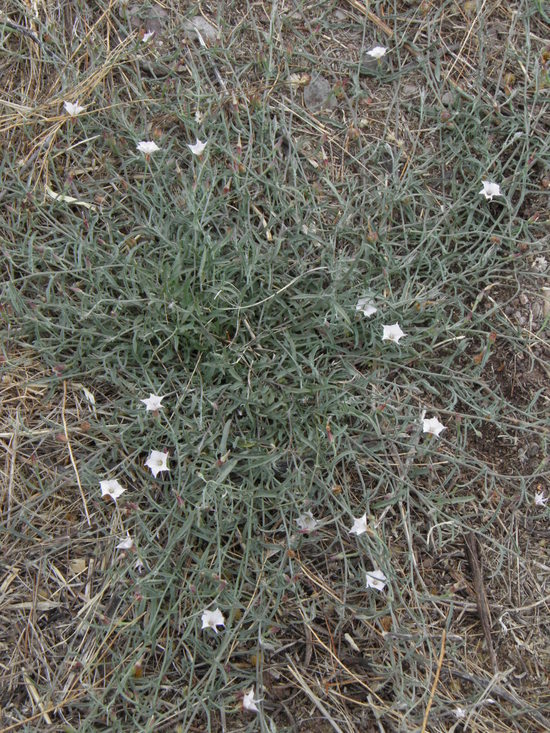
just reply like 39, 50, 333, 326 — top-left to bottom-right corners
420, 625, 447, 733
61, 381, 90, 526
286, 658, 346, 733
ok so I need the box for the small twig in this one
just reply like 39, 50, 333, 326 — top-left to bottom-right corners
286, 657, 346, 733
62, 381, 91, 527
445, 666, 550, 729
343, 1, 393, 38
303, 621, 313, 668
464, 532, 498, 673
0, 14, 42, 46
420, 625, 447, 733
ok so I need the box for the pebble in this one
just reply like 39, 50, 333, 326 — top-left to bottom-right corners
183, 16, 218, 44
303, 75, 335, 111
441, 91, 454, 107
519, 293, 528, 305
360, 55, 384, 75
127, 3, 168, 34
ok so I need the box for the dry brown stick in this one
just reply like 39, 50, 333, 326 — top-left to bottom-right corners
444, 666, 550, 730
0, 14, 42, 46
344, 0, 394, 38
286, 658, 346, 733
420, 625, 447, 733
464, 532, 498, 673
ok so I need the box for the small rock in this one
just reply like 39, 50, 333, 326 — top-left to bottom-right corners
334, 9, 347, 21
303, 75, 335, 112
519, 293, 528, 305
441, 91, 454, 107
127, 4, 168, 34
360, 55, 384, 75
183, 16, 218, 45
402, 84, 418, 97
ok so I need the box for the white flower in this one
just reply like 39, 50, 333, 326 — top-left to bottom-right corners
141, 393, 165, 411
135, 557, 145, 573
188, 138, 207, 156
242, 688, 259, 713
82, 386, 95, 405
349, 513, 368, 536
145, 450, 169, 478
454, 706, 467, 719
296, 511, 319, 533
366, 46, 388, 59
532, 255, 547, 272
63, 101, 85, 117
422, 416, 446, 437
366, 569, 387, 591
534, 491, 548, 506
356, 297, 377, 317
201, 608, 225, 633
116, 534, 134, 550
382, 323, 405, 343
137, 140, 160, 155
100, 479, 125, 501
479, 181, 503, 201
142, 30, 155, 42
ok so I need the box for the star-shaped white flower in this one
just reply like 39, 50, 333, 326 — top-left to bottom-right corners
116, 534, 134, 550
100, 479, 125, 501
137, 140, 160, 155
201, 608, 225, 633
422, 416, 446, 437
63, 101, 85, 117
382, 323, 405, 343
243, 688, 259, 713
296, 511, 319, 533
366, 569, 387, 591
479, 181, 502, 201
534, 491, 548, 506
145, 450, 169, 478
454, 706, 467, 720
349, 513, 369, 536
142, 30, 155, 42
140, 393, 165, 411
366, 46, 388, 59
356, 297, 377, 317
188, 138, 207, 156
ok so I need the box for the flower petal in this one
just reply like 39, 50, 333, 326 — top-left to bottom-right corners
382, 323, 405, 343
366, 569, 387, 591
188, 138, 208, 156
